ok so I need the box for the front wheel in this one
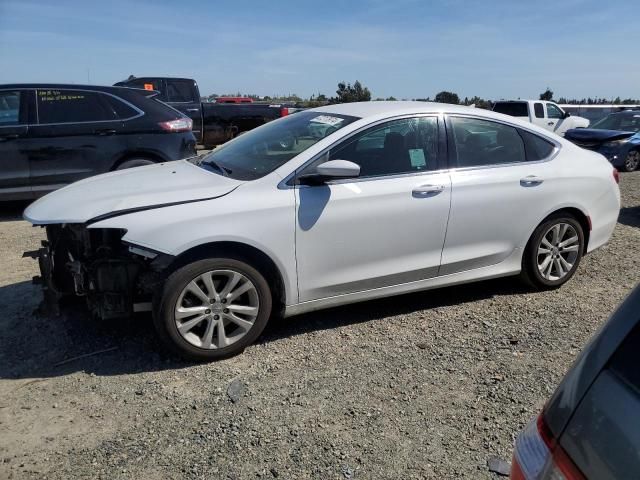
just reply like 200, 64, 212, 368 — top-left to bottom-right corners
520, 214, 584, 289
153, 258, 272, 361
622, 150, 640, 172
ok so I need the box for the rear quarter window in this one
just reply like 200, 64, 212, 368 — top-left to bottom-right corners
493, 102, 529, 117
519, 130, 555, 161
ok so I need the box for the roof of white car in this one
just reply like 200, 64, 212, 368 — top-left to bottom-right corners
311, 101, 495, 119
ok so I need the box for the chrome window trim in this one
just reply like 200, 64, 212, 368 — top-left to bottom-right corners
278, 113, 444, 190
0, 87, 144, 127
444, 113, 561, 171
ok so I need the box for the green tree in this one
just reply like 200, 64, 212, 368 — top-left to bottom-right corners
334, 80, 372, 103
434, 91, 460, 104
539, 88, 554, 101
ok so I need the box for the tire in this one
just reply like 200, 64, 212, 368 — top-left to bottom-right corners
116, 158, 155, 170
520, 213, 585, 289
622, 150, 640, 172
153, 258, 272, 361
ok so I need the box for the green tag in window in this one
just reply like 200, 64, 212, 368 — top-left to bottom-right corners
409, 149, 427, 168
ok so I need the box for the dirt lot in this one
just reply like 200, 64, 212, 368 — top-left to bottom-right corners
1, 172, 639, 480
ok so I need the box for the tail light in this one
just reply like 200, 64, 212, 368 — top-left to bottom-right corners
511, 413, 585, 480
612, 168, 620, 184
280, 107, 289, 117
159, 118, 193, 132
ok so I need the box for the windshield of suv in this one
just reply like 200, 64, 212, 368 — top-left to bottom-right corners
197, 111, 359, 180
590, 112, 640, 132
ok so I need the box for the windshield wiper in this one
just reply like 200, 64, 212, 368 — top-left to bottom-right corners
197, 157, 231, 177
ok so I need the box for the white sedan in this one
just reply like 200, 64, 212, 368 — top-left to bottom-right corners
24, 102, 621, 360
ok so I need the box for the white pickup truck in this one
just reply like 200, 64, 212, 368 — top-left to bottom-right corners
492, 100, 589, 136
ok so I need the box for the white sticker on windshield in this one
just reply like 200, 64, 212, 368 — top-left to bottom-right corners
310, 115, 343, 126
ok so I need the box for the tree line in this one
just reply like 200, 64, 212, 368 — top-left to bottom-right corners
203, 83, 640, 107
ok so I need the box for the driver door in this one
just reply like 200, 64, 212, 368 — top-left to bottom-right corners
294, 116, 452, 302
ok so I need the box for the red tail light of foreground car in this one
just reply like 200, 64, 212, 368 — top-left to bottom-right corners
511, 413, 586, 480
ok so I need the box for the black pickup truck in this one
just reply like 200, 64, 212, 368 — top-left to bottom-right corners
114, 77, 292, 148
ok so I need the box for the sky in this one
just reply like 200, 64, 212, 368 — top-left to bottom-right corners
1, 0, 638, 100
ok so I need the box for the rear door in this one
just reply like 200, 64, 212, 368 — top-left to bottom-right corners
27, 89, 132, 194
441, 115, 559, 275
0, 89, 33, 199
164, 79, 202, 142
530, 101, 548, 130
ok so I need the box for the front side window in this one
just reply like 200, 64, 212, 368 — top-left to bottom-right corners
322, 117, 439, 177
197, 111, 359, 180
37, 90, 122, 124
592, 113, 640, 132
0, 91, 21, 126
534, 102, 544, 118
450, 116, 526, 167
166, 80, 196, 103
546, 103, 564, 119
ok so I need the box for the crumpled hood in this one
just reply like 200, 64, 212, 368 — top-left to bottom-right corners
24, 160, 242, 225
565, 128, 636, 144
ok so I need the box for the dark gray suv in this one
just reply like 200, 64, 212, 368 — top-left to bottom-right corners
511, 283, 640, 479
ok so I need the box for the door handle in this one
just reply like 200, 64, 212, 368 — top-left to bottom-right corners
412, 184, 446, 197
186, 108, 200, 112
520, 175, 544, 187
547, 121, 555, 126
0, 134, 19, 142
94, 129, 116, 136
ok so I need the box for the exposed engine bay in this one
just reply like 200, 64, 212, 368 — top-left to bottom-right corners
26, 225, 172, 319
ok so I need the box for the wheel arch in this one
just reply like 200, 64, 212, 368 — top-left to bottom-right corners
166, 241, 287, 314
528, 206, 591, 255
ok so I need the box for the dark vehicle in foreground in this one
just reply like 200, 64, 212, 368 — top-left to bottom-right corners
511, 284, 640, 479
0, 84, 196, 201
114, 76, 291, 148
565, 110, 640, 172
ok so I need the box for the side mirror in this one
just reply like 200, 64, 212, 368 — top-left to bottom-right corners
298, 160, 361, 185
564, 111, 571, 118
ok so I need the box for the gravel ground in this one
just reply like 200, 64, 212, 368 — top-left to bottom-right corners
1, 172, 639, 480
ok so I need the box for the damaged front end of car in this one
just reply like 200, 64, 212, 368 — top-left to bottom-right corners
24, 224, 172, 319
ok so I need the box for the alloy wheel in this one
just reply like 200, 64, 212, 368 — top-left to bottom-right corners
174, 270, 259, 349
624, 151, 640, 172
536, 223, 580, 281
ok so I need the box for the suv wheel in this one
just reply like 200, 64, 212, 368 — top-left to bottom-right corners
521, 214, 584, 289
116, 158, 155, 170
153, 258, 272, 361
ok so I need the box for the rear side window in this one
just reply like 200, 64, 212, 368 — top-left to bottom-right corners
0, 91, 21, 125
450, 116, 525, 167
534, 102, 544, 118
37, 90, 123, 124
493, 102, 528, 117
609, 323, 640, 394
102, 95, 139, 119
519, 130, 555, 161
166, 80, 196, 103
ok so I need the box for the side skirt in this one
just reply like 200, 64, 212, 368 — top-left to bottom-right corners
283, 248, 522, 318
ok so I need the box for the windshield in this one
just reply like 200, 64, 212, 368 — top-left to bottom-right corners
591, 112, 640, 132
197, 111, 359, 180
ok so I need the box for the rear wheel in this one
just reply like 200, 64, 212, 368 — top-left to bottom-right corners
622, 150, 640, 172
521, 214, 584, 289
153, 258, 272, 361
